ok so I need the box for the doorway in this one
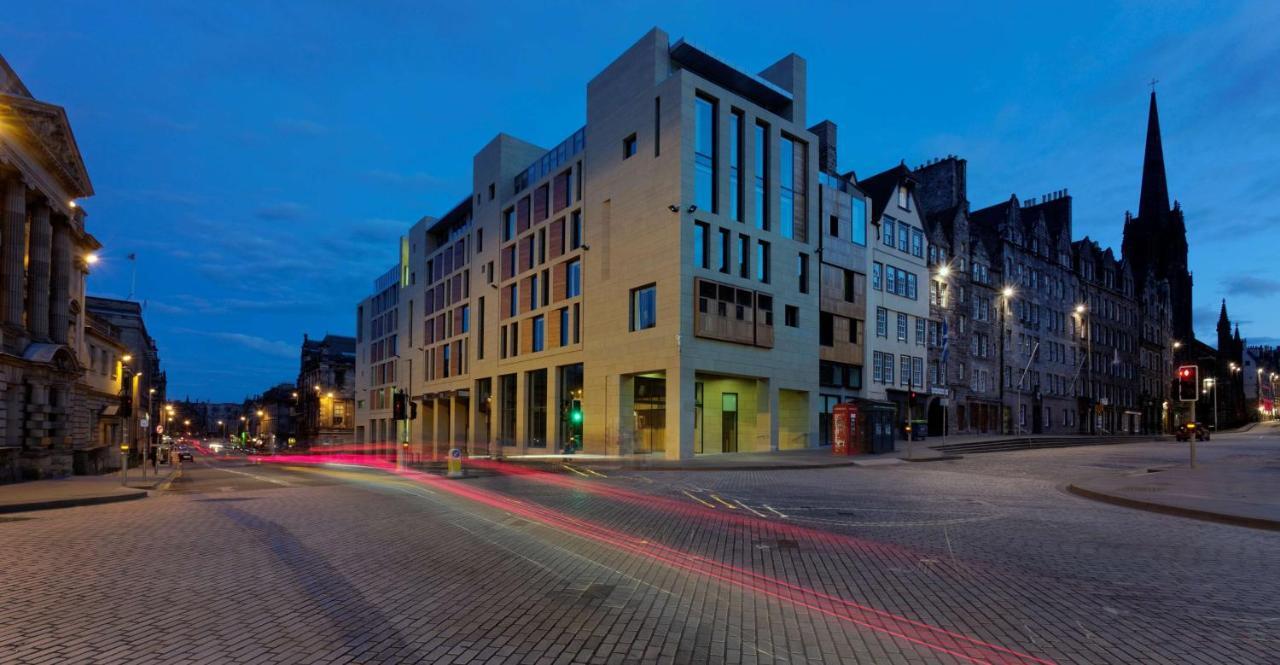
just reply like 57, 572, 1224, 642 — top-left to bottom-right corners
721, 393, 738, 452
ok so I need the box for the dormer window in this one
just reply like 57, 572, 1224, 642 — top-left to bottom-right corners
897, 185, 911, 211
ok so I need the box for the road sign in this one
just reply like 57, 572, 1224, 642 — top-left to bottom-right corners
447, 448, 463, 478
155, 424, 164, 434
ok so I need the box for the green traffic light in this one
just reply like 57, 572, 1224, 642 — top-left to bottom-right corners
570, 410, 582, 425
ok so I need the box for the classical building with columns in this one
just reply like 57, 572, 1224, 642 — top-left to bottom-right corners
0, 55, 102, 481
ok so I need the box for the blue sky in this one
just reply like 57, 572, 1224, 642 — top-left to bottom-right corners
3, 1, 1277, 402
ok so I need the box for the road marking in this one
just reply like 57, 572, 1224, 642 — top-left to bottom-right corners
582, 466, 608, 478
682, 490, 716, 509
764, 504, 788, 518
212, 466, 292, 486
561, 464, 590, 478
735, 500, 767, 518
709, 493, 737, 509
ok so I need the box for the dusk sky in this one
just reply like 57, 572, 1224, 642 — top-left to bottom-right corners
3, 1, 1277, 403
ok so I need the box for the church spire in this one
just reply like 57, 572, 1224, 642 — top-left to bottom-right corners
1138, 91, 1170, 222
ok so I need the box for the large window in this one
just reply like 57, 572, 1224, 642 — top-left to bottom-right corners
851, 196, 867, 245
503, 207, 515, 241
630, 284, 656, 331
566, 259, 581, 297
729, 110, 743, 221
779, 138, 795, 238
897, 312, 908, 341
717, 228, 730, 273
756, 240, 770, 283
694, 222, 708, 269
532, 315, 545, 352
737, 234, 750, 278
876, 307, 888, 337
695, 96, 717, 212
754, 121, 769, 230
526, 369, 547, 447
559, 307, 570, 346
570, 210, 583, 249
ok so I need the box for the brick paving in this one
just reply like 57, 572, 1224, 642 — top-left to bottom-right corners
0, 435, 1277, 664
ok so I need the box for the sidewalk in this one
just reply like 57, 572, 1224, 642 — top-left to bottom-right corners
496, 442, 952, 472
0, 464, 180, 515
1068, 432, 1280, 531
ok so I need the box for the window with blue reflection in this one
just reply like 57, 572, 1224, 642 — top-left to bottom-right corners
695, 97, 716, 212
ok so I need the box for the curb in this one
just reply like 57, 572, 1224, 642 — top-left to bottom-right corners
552, 460, 865, 473
0, 489, 148, 515
903, 455, 964, 463
1066, 483, 1280, 532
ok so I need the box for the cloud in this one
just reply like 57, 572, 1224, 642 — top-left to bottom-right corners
274, 118, 328, 135
1223, 276, 1280, 298
362, 169, 450, 191
254, 202, 306, 221
174, 328, 296, 359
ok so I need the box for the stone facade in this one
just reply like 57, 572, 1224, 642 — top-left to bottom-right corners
297, 333, 355, 446
0, 54, 103, 482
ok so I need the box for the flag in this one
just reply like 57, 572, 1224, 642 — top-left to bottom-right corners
127, 253, 137, 261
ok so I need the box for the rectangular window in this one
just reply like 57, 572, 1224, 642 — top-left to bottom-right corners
779, 137, 795, 238
623, 133, 637, 158
559, 307, 569, 346
898, 185, 910, 210
478, 298, 485, 359
915, 318, 925, 345
754, 121, 769, 230
717, 228, 731, 273
911, 229, 923, 257
532, 315, 545, 352
694, 95, 717, 212
843, 269, 855, 302
872, 351, 883, 383
797, 253, 809, 294
530, 274, 539, 310
828, 215, 839, 237
737, 234, 750, 278
570, 210, 583, 249
784, 304, 799, 327
756, 240, 770, 283
694, 222, 708, 269
884, 352, 895, 385
819, 312, 834, 346
851, 197, 867, 245
876, 307, 888, 337
900, 355, 911, 387
897, 313, 908, 341
730, 109, 743, 221
872, 262, 882, 290
630, 284, 656, 331
883, 218, 895, 247
913, 356, 924, 388
886, 265, 897, 294
503, 207, 515, 241
461, 305, 470, 333
573, 302, 581, 343
906, 272, 917, 300
566, 259, 581, 297
898, 224, 909, 252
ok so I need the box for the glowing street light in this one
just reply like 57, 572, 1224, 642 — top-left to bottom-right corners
85, 253, 99, 265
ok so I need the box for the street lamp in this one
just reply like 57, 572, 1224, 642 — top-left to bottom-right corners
998, 286, 1015, 434
1204, 377, 1218, 432
1075, 304, 1093, 434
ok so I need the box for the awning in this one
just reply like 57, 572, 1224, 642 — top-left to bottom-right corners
99, 404, 120, 417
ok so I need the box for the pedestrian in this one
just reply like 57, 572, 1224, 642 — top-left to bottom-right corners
149, 445, 157, 472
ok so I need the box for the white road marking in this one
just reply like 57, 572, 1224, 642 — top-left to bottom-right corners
735, 500, 767, 518
764, 504, 788, 518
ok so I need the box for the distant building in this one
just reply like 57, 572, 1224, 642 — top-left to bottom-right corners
297, 333, 355, 446
1244, 346, 1278, 419
74, 314, 128, 473
0, 55, 104, 482
85, 296, 165, 457
243, 383, 296, 451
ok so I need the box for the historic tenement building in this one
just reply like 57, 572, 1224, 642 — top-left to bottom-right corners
912, 157, 1002, 435
1136, 270, 1174, 433
1073, 240, 1142, 433
297, 333, 355, 446
0, 55, 103, 481
968, 192, 1078, 435
84, 296, 164, 464
75, 313, 127, 474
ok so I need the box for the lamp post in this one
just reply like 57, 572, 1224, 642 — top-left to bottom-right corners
1075, 304, 1091, 434
934, 263, 952, 440
998, 286, 1014, 435
1203, 377, 1218, 432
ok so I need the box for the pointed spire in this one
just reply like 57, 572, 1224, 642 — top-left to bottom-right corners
1138, 91, 1170, 221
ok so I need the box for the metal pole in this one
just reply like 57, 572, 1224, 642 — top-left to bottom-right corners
998, 295, 1006, 435
1213, 377, 1219, 432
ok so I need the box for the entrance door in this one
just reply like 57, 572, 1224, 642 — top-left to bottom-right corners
721, 393, 738, 453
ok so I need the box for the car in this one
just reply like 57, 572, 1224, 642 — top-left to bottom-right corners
1175, 422, 1210, 442
177, 447, 194, 462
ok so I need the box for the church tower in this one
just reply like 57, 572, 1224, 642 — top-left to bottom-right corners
1122, 91, 1193, 342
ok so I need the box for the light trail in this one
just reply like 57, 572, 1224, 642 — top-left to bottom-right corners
251, 452, 1056, 665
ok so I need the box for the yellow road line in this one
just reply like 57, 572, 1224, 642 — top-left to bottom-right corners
736, 500, 767, 518
561, 464, 590, 477
682, 490, 716, 509
709, 493, 738, 509
582, 467, 608, 478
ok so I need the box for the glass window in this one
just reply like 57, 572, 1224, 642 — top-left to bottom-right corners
756, 240, 770, 283
738, 234, 750, 278
883, 218, 895, 247
694, 222, 708, 269
630, 284, 656, 331
797, 253, 809, 294
532, 315, 545, 352
754, 122, 769, 230
623, 134, 637, 158
730, 110, 743, 222
559, 308, 570, 346
784, 305, 798, 327
566, 259, 581, 297
886, 265, 897, 294
503, 207, 515, 241
916, 318, 926, 345
530, 274, 539, 309
851, 197, 867, 245
897, 313, 908, 341
898, 224, 909, 252
570, 210, 583, 249
717, 228, 730, 273
779, 138, 794, 238
876, 307, 887, 337
695, 96, 717, 212
872, 262, 882, 290
911, 229, 924, 257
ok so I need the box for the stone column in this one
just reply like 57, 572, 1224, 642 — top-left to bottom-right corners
26, 204, 51, 341
50, 218, 72, 344
2, 178, 27, 333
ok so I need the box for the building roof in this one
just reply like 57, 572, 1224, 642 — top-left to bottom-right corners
855, 162, 914, 223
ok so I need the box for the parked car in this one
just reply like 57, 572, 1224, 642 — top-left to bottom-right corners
1175, 422, 1210, 442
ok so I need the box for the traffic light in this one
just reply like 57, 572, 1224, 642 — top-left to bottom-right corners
392, 390, 407, 420
1176, 365, 1198, 402
409, 400, 418, 420
568, 399, 583, 426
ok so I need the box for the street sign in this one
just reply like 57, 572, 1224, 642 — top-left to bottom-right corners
155, 424, 164, 434
447, 448, 463, 478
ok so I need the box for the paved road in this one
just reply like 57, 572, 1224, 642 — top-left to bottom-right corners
1, 433, 1277, 664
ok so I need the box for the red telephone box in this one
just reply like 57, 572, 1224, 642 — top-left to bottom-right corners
832, 403, 864, 455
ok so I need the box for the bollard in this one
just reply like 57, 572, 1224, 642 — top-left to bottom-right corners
447, 448, 463, 478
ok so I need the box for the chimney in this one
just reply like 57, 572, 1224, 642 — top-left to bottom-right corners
808, 120, 838, 174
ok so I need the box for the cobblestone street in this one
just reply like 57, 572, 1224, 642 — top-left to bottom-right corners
2, 431, 1278, 664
